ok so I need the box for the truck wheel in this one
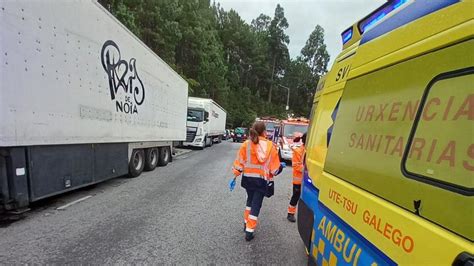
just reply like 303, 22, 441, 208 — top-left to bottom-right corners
197, 142, 205, 150
144, 148, 158, 171
129, 149, 145, 177
158, 146, 171, 166
209, 137, 214, 147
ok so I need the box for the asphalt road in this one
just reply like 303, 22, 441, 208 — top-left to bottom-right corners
0, 141, 307, 264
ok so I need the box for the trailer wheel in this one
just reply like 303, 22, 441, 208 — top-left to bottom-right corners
158, 146, 171, 166
129, 149, 145, 177
144, 148, 158, 171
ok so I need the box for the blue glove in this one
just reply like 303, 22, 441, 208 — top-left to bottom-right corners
280, 162, 287, 168
229, 178, 236, 191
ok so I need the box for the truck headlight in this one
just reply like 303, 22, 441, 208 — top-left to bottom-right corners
197, 128, 203, 136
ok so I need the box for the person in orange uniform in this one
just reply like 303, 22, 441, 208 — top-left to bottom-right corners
232, 121, 284, 241
287, 133, 306, 222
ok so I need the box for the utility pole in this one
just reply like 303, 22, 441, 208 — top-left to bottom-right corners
278, 84, 290, 111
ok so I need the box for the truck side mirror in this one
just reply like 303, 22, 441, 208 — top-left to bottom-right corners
204, 111, 209, 122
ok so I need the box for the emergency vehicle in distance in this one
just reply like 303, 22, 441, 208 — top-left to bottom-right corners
298, 1, 473, 265
256, 117, 280, 141
0, 1, 188, 211
277, 117, 309, 161
184, 97, 227, 149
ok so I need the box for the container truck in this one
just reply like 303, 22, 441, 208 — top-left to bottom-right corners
184, 97, 227, 149
0, 0, 188, 211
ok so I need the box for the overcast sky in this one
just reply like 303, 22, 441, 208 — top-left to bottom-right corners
216, 0, 383, 65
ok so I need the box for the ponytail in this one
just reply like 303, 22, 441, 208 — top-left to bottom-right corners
249, 121, 266, 144
250, 128, 259, 144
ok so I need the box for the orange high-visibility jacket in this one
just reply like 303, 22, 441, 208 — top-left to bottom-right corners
291, 145, 305, 185
233, 137, 281, 180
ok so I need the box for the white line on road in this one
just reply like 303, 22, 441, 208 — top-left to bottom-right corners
56, 195, 92, 211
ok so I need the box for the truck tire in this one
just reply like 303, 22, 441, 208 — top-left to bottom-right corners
129, 149, 145, 177
197, 142, 205, 150
158, 146, 171, 166
205, 135, 212, 147
144, 148, 158, 171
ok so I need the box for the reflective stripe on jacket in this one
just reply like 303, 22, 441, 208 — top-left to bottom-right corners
291, 145, 305, 185
232, 137, 281, 180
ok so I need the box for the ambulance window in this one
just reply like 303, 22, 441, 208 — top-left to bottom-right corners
307, 101, 318, 145
402, 69, 473, 195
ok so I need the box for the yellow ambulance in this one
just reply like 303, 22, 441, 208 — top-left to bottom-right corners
298, 0, 473, 265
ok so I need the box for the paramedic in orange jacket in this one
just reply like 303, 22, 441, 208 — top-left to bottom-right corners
232, 121, 283, 241
287, 133, 306, 222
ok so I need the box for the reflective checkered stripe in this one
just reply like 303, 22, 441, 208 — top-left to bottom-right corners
311, 238, 340, 266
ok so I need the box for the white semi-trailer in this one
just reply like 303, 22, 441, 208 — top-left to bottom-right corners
0, 0, 188, 211
184, 97, 227, 149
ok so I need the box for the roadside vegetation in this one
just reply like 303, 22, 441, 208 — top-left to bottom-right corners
99, 0, 330, 127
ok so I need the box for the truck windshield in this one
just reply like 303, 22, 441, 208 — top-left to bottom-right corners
283, 124, 307, 137
187, 108, 204, 122
265, 122, 275, 131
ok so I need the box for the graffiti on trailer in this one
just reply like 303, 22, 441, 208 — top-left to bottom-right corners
101, 40, 145, 114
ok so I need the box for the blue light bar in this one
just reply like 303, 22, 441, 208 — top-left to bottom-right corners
359, 0, 409, 34
341, 27, 353, 45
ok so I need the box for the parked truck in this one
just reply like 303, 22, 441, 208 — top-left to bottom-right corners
0, 0, 188, 211
184, 97, 227, 149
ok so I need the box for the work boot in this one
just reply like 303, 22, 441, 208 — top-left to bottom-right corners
245, 231, 254, 241
287, 213, 296, 223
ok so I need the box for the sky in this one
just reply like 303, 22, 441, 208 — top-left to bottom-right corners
216, 0, 383, 65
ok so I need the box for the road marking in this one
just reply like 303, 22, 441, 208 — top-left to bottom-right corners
56, 195, 92, 210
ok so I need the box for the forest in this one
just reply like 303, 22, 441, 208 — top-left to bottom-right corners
98, 0, 330, 127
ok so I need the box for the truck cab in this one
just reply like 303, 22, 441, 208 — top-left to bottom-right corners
184, 97, 227, 149
185, 101, 209, 149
